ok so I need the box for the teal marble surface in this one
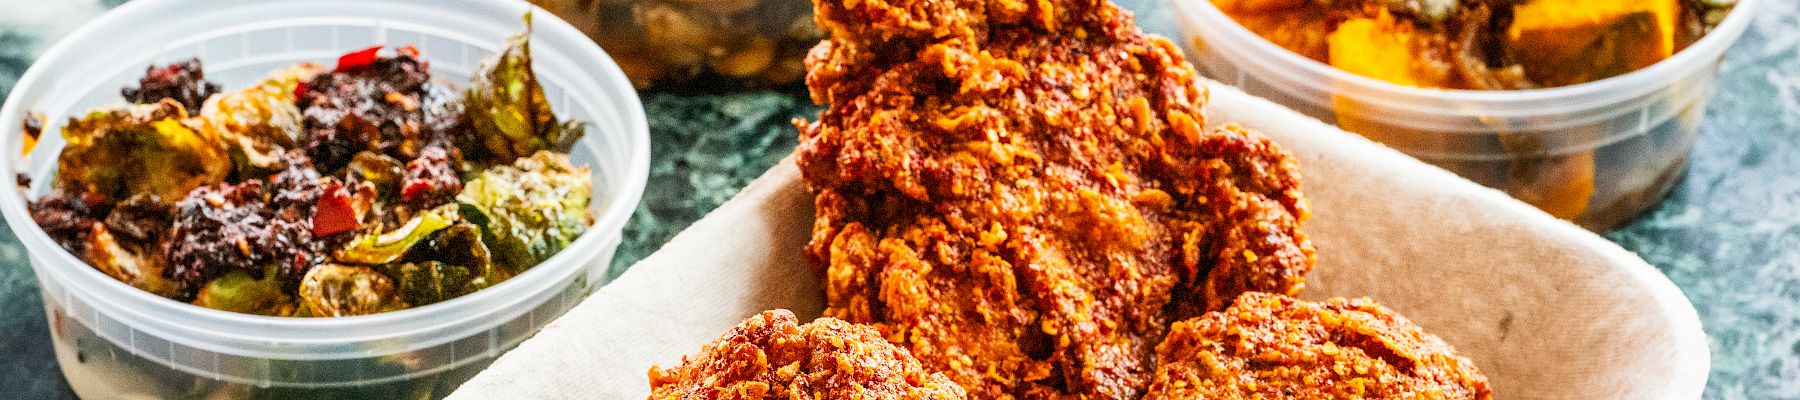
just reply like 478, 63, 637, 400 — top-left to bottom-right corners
610, 93, 815, 277
2, 0, 1798, 399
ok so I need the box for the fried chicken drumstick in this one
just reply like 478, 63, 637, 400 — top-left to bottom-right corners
1147, 293, 1493, 400
647, 309, 966, 399
793, 0, 1316, 397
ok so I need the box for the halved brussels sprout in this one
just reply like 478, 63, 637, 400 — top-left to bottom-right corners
192, 266, 293, 316
85, 224, 178, 298
347, 151, 407, 198
334, 204, 458, 265
297, 263, 403, 317
199, 63, 325, 178
388, 261, 480, 307
55, 100, 230, 202
457, 151, 592, 272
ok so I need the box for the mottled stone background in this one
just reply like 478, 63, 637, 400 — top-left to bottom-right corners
1, 0, 1797, 398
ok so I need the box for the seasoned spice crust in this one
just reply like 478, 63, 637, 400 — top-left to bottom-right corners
647, 309, 966, 399
794, 0, 1315, 397
1147, 293, 1494, 400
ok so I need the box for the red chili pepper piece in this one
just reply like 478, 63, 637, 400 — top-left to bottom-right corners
400, 179, 432, 202
312, 182, 360, 236
335, 45, 384, 73
292, 81, 309, 102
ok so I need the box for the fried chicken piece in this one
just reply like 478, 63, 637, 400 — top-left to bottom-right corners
1147, 293, 1492, 400
794, 0, 1315, 397
647, 309, 966, 399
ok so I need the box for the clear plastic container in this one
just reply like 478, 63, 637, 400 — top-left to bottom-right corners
0, 0, 650, 398
1172, 0, 1760, 230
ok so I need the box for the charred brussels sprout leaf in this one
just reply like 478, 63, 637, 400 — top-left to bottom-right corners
457, 151, 592, 272
462, 13, 584, 164
85, 224, 179, 298
55, 100, 230, 202
78, 194, 179, 298
334, 205, 457, 265
193, 266, 294, 316
298, 264, 403, 317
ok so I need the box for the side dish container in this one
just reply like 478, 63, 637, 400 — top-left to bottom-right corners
0, 0, 649, 398
1172, 0, 1761, 230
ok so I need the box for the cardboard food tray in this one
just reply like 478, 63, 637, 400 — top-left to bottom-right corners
447, 80, 1709, 399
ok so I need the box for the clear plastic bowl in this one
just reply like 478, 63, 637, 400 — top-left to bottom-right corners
1172, 0, 1760, 230
0, 0, 650, 398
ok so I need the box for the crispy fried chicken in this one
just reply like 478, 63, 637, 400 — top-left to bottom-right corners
1147, 293, 1493, 400
648, 309, 966, 399
793, 0, 1315, 397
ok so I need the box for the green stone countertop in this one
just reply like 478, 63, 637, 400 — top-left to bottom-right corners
2, 0, 1798, 398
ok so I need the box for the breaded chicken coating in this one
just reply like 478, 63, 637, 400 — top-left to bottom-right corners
1147, 293, 1492, 400
793, 0, 1315, 397
648, 309, 967, 399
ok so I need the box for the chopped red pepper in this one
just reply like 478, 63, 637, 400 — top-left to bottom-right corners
292, 81, 309, 102
397, 45, 420, 58
334, 45, 384, 73
400, 179, 432, 202
311, 181, 360, 236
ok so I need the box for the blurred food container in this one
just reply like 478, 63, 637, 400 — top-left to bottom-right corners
1173, 0, 1759, 230
531, 0, 820, 88
0, 0, 649, 398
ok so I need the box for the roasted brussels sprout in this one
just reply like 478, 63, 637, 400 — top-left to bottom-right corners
457, 151, 592, 271
55, 99, 231, 203
200, 63, 325, 178
192, 266, 294, 316
388, 261, 481, 307
298, 263, 403, 317
334, 204, 457, 265
82, 194, 180, 297
86, 223, 178, 298
405, 223, 496, 277
462, 13, 584, 165
346, 151, 407, 197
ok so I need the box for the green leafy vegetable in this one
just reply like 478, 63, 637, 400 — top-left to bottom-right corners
55, 100, 230, 202
334, 205, 457, 265
462, 12, 585, 164
457, 151, 592, 272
